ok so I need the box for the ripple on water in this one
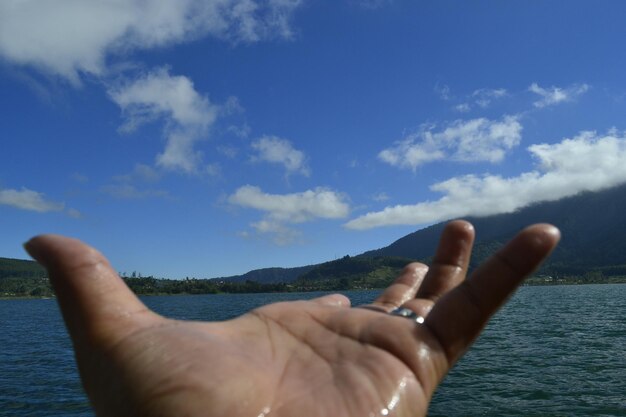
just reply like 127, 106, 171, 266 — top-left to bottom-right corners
429, 284, 626, 417
1, 285, 624, 417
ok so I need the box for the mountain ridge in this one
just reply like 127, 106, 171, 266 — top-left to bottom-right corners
361, 183, 626, 274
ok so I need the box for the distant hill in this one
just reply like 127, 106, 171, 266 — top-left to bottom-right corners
4, 183, 626, 292
0, 257, 51, 297
224, 183, 626, 283
293, 255, 416, 290
215, 265, 316, 283
0, 257, 46, 279
362, 183, 626, 277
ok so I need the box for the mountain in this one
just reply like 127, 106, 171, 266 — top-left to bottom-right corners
361, 183, 626, 277
226, 183, 626, 283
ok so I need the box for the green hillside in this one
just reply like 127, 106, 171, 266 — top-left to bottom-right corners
0, 257, 46, 279
293, 255, 416, 290
362, 183, 626, 283
216, 265, 316, 283
0, 257, 51, 297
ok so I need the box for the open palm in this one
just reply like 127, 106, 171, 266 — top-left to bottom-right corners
25, 220, 559, 417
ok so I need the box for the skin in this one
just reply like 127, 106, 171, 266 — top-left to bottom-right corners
24, 220, 560, 417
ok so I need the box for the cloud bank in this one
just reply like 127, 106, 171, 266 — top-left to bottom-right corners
378, 116, 522, 170
347, 130, 626, 229
0, 0, 303, 82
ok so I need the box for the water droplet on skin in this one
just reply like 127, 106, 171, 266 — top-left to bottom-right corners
257, 406, 271, 417
416, 345, 430, 361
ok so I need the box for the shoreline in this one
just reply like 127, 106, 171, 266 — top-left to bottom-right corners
2, 280, 626, 300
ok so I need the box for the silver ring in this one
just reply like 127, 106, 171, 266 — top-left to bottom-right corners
389, 307, 425, 324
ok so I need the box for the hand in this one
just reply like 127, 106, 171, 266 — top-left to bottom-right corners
24, 220, 559, 417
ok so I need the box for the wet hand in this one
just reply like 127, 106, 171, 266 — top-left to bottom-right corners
24, 220, 559, 417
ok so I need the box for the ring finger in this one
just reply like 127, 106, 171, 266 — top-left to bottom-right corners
362, 262, 429, 312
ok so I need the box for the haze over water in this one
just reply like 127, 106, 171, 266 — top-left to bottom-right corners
1, 285, 624, 416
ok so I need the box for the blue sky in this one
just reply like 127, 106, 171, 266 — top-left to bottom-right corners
2, 1, 626, 278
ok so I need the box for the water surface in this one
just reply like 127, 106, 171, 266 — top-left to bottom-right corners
0, 285, 624, 416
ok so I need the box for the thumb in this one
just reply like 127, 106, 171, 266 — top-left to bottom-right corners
24, 234, 160, 350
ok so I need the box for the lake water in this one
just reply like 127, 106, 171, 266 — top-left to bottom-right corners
0, 285, 624, 416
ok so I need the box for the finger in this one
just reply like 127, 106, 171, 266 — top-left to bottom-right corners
415, 220, 475, 302
425, 224, 560, 366
366, 262, 429, 312
310, 293, 351, 307
24, 234, 159, 348
399, 221, 475, 318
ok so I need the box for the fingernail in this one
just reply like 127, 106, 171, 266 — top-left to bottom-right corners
543, 225, 561, 241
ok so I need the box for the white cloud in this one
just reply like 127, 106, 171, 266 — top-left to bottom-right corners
454, 103, 471, 113
448, 87, 507, 112
229, 185, 350, 244
110, 68, 216, 131
0, 187, 64, 212
434, 84, 452, 101
218, 145, 239, 159
249, 220, 302, 245
529, 83, 589, 108
108, 68, 219, 173
251, 136, 310, 176
378, 138, 445, 169
222, 96, 245, 115
0, 0, 303, 82
229, 185, 349, 222
347, 130, 626, 229
105, 164, 168, 201
205, 163, 222, 177
378, 116, 522, 170
227, 124, 251, 139
472, 88, 507, 108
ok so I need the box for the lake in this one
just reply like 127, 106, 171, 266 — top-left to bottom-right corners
0, 285, 624, 416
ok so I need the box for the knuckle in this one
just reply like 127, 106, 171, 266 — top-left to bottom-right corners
401, 262, 428, 276
64, 247, 110, 275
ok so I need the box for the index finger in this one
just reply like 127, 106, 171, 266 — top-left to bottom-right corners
424, 224, 560, 366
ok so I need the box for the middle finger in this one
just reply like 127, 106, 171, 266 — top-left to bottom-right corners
402, 220, 475, 317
